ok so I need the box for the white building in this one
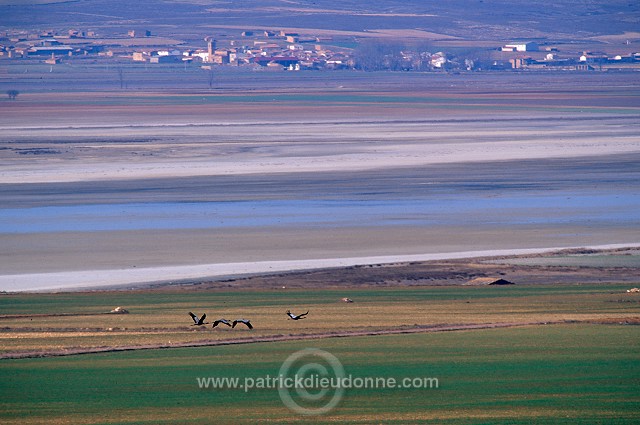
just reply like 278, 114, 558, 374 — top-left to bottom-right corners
501, 42, 538, 52
430, 52, 447, 68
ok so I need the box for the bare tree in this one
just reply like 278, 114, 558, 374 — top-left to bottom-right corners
354, 40, 388, 71
207, 67, 214, 89
354, 40, 407, 71
7, 90, 19, 100
117, 67, 125, 89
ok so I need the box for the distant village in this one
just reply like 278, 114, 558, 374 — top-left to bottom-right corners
2, 27, 640, 73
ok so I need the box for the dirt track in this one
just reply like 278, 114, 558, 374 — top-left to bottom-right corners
3, 319, 634, 360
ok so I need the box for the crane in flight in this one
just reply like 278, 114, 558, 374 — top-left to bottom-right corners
188, 312, 208, 326
232, 319, 253, 329
286, 310, 309, 320
212, 318, 232, 328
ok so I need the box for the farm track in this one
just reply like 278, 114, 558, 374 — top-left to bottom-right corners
3, 319, 636, 360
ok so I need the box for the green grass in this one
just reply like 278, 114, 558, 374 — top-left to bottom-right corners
1, 281, 638, 423
0, 324, 638, 424
25, 92, 640, 115
1, 283, 638, 357
0, 283, 634, 315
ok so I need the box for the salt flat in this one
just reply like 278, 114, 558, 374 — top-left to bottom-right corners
1, 74, 639, 291
1, 116, 638, 184
3, 244, 640, 292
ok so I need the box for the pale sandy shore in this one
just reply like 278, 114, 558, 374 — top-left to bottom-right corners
2, 243, 639, 292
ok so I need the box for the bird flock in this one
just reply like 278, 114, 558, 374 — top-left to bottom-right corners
189, 310, 310, 330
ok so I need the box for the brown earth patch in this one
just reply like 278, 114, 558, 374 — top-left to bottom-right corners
166, 252, 640, 291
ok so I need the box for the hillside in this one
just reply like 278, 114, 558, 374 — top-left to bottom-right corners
2, 0, 639, 43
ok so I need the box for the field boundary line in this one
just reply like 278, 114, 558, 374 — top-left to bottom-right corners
0, 320, 573, 360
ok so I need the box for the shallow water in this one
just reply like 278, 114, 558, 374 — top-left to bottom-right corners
1, 152, 639, 289
1, 192, 638, 233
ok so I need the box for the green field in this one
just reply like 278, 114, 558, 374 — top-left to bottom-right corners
0, 324, 638, 424
1, 284, 639, 356
0, 284, 639, 423
6, 85, 640, 116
